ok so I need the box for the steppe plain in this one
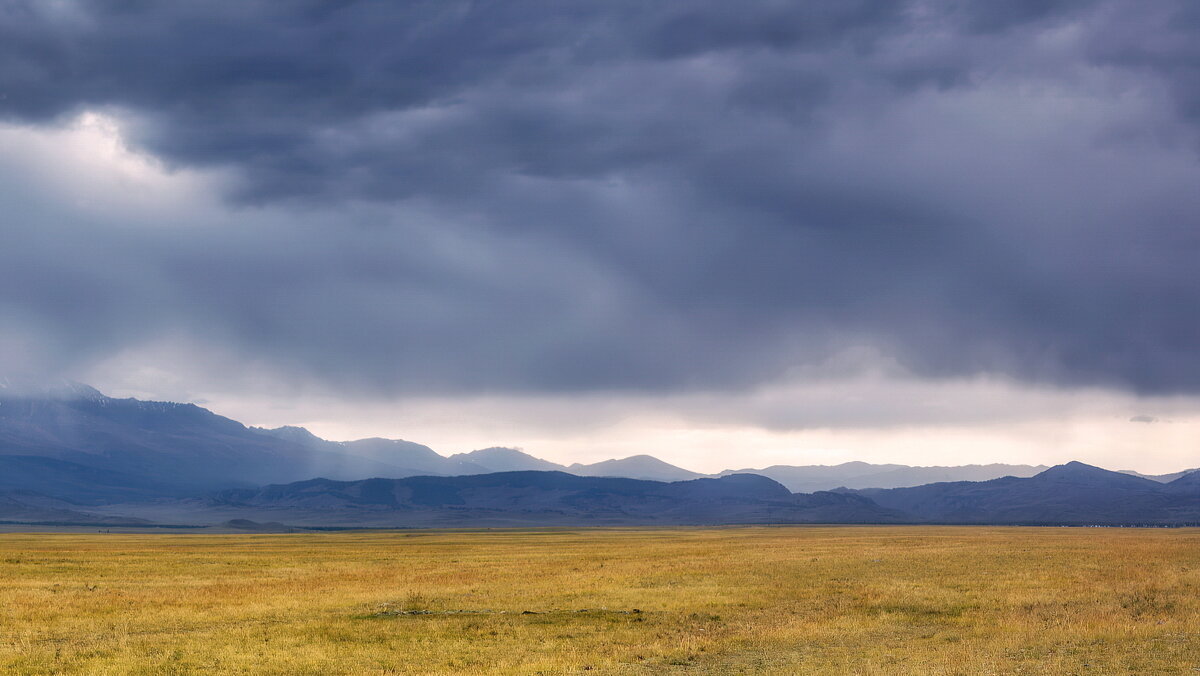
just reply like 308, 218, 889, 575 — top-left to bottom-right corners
1, 526, 1197, 674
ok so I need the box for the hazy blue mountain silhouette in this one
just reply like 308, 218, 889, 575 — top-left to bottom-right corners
255, 426, 490, 475
449, 447, 567, 472
1120, 467, 1200, 483
721, 462, 1048, 492
207, 471, 899, 526
0, 455, 175, 504
0, 384, 421, 497
0, 490, 149, 525
1163, 470, 1200, 494
567, 455, 704, 482
1, 383, 1195, 527
853, 462, 1200, 524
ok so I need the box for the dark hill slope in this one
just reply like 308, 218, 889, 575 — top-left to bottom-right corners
856, 462, 1200, 525
0, 491, 149, 525
254, 427, 490, 476
0, 386, 417, 498
211, 471, 901, 526
721, 462, 1047, 492
1164, 470, 1200, 495
0, 455, 173, 504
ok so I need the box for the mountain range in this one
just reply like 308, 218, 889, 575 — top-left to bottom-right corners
847, 462, 1200, 525
0, 383, 1195, 528
0, 382, 1073, 499
717, 462, 1054, 492
185, 472, 900, 527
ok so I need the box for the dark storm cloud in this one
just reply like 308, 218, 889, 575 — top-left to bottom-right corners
1085, 3, 1200, 124
0, 0, 905, 200
1, 0, 1199, 396
951, 0, 1097, 34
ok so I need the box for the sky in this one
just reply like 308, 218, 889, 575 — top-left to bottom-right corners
1, 0, 1198, 473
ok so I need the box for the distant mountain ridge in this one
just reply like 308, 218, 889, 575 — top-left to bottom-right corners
255, 427, 708, 482
93, 463, 1200, 528
568, 455, 705, 482
448, 447, 566, 472
251, 426, 487, 476
849, 462, 1200, 525
718, 462, 1051, 492
195, 472, 900, 527
0, 385, 422, 501
249, 429, 1061, 489
1119, 468, 1200, 483
1, 383, 1196, 528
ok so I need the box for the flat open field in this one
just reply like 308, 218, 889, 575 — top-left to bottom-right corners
1, 527, 1197, 674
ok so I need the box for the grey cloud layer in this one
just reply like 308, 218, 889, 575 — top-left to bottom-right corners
1, 0, 1198, 395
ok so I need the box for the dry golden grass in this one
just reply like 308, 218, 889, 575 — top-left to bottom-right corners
0, 526, 1197, 674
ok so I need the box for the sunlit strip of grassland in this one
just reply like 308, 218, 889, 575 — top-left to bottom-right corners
1, 526, 1197, 674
